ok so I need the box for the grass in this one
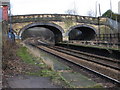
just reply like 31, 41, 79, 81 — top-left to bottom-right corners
17, 47, 35, 64
74, 84, 103, 88
26, 69, 73, 88
17, 47, 45, 67
85, 84, 103, 88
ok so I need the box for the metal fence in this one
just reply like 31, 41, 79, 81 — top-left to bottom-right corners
69, 33, 120, 49
96, 33, 119, 43
91, 33, 119, 48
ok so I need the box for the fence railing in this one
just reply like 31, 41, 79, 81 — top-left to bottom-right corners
96, 33, 120, 42
69, 33, 120, 49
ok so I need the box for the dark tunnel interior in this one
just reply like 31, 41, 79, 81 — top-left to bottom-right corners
69, 27, 96, 40
21, 25, 63, 44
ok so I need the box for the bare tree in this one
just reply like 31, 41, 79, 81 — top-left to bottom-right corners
65, 9, 77, 15
87, 10, 95, 17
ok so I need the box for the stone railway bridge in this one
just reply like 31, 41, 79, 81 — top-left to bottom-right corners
9, 14, 110, 43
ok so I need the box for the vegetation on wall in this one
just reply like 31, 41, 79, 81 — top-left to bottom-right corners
63, 18, 74, 29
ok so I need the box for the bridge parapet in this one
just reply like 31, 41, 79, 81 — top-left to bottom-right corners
10, 14, 107, 25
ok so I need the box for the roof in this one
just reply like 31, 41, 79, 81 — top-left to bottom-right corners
0, 0, 10, 6
0, 0, 10, 2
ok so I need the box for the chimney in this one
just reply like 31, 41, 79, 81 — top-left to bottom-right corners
0, 0, 10, 21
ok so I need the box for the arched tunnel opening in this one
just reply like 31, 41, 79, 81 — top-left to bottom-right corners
68, 26, 96, 41
20, 24, 63, 45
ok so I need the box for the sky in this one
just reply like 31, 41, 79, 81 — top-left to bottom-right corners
10, 0, 120, 16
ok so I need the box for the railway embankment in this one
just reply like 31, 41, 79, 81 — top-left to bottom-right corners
2, 43, 62, 88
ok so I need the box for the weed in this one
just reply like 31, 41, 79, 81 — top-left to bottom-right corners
42, 60, 54, 70
86, 84, 103, 88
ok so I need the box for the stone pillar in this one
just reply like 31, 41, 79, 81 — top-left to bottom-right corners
118, 1, 120, 14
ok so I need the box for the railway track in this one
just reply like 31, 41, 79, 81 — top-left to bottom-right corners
31, 44, 120, 85
48, 46, 120, 71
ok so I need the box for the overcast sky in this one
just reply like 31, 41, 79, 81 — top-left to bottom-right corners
10, 0, 120, 16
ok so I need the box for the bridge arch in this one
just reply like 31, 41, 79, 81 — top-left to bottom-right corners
68, 24, 97, 40
19, 22, 64, 43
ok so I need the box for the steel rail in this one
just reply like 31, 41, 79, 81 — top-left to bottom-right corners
30, 44, 120, 85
